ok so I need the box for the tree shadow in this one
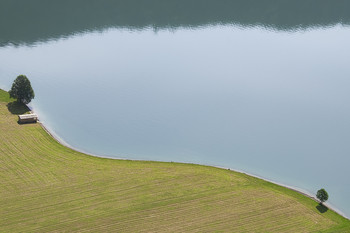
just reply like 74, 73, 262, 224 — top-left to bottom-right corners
316, 204, 328, 213
7, 101, 30, 115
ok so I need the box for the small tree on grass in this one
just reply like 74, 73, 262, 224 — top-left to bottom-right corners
316, 188, 329, 205
9, 75, 35, 104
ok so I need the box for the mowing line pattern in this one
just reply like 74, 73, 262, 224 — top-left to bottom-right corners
0, 90, 349, 232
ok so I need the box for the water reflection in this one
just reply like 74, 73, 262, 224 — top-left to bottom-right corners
1, 0, 350, 46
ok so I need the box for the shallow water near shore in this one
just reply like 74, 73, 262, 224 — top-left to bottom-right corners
1, 1, 350, 218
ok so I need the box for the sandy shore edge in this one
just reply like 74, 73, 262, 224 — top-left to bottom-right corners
0, 87, 345, 219
36, 119, 349, 220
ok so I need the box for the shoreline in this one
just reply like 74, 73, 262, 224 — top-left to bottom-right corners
37, 118, 349, 220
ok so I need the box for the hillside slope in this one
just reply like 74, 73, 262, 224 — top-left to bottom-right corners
0, 89, 349, 232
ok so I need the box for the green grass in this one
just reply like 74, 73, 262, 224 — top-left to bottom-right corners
0, 88, 349, 232
0, 89, 14, 102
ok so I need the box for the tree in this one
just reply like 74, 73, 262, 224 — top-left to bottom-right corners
9, 75, 35, 104
316, 188, 329, 204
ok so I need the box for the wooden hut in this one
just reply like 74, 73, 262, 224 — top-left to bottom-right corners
18, 114, 38, 124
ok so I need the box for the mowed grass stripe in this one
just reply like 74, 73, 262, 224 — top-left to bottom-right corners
0, 89, 349, 232
81, 190, 321, 232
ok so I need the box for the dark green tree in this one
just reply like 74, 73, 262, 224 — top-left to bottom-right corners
316, 188, 329, 204
9, 75, 35, 104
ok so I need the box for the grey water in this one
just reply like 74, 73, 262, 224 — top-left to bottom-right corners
1, 0, 350, 218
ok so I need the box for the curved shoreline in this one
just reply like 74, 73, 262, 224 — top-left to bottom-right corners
37, 117, 349, 220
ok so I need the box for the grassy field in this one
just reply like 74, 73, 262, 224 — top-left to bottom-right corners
0, 89, 349, 232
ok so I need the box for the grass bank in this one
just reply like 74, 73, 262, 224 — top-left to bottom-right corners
0, 89, 349, 232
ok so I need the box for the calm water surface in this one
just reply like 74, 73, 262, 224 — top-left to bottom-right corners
1, 1, 350, 218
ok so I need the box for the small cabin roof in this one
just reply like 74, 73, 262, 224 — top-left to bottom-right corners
18, 114, 38, 120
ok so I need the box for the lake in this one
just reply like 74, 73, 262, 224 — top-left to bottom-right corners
1, 0, 350, 218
